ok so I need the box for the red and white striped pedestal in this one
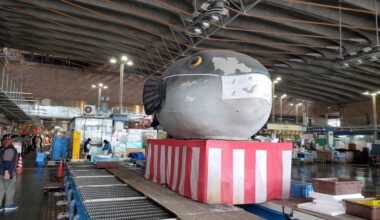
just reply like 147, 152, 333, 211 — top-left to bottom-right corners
145, 139, 292, 204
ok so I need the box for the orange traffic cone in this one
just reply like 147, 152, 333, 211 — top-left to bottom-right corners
16, 156, 23, 175
56, 160, 64, 178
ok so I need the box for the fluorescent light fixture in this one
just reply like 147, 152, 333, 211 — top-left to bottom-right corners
371, 92, 377, 96
110, 58, 117, 63
290, 103, 294, 106
99, 83, 103, 87
193, 27, 202, 35
274, 80, 278, 84
276, 77, 281, 81
343, 63, 349, 67
326, 46, 340, 50
377, 91, 380, 94
103, 86, 108, 89
91, 85, 96, 88
289, 58, 305, 63
370, 56, 378, 62
349, 38, 368, 44
210, 14, 220, 22
121, 55, 128, 61
357, 59, 363, 64
281, 94, 287, 99
127, 61, 133, 66
273, 95, 277, 98
297, 103, 302, 106
362, 91, 370, 95
306, 53, 323, 57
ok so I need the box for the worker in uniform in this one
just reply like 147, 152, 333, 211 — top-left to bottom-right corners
0, 135, 21, 212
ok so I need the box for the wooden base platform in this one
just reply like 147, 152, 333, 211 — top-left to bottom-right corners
107, 166, 263, 220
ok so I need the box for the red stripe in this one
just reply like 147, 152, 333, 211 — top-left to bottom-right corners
197, 142, 207, 203
169, 146, 176, 189
266, 148, 283, 200
175, 146, 183, 193
244, 147, 255, 204
149, 144, 154, 181
184, 146, 192, 197
221, 144, 233, 204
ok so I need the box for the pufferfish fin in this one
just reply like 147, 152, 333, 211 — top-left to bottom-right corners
143, 77, 166, 115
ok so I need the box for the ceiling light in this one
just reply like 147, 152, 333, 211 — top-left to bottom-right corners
201, 21, 210, 29
326, 46, 340, 50
110, 58, 117, 63
103, 86, 108, 89
289, 58, 305, 63
91, 85, 96, 88
306, 53, 323, 57
127, 61, 133, 66
290, 103, 294, 106
210, 14, 220, 23
362, 91, 370, 95
99, 83, 103, 87
363, 47, 373, 52
349, 38, 368, 44
343, 63, 349, 67
357, 59, 363, 64
274, 80, 278, 84
193, 27, 203, 35
276, 77, 282, 81
281, 94, 287, 99
297, 103, 302, 106
273, 95, 277, 98
371, 92, 377, 96
377, 91, 380, 94
121, 55, 128, 61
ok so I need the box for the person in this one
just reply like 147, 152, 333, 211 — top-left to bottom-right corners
35, 135, 42, 152
83, 138, 91, 159
102, 140, 112, 156
0, 135, 20, 212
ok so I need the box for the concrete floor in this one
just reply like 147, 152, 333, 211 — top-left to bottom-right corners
0, 152, 63, 220
1, 153, 379, 220
292, 163, 380, 197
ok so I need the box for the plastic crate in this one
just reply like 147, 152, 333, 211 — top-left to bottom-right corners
312, 178, 363, 195
346, 198, 380, 220
291, 181, 313, 198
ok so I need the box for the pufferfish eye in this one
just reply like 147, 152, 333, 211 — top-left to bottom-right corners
190, 56, 202, 68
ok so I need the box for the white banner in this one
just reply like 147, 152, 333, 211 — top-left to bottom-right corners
222, 73, 271, 103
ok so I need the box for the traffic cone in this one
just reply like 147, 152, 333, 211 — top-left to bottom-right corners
16, 155, 23, 174
56, 160, 64, 178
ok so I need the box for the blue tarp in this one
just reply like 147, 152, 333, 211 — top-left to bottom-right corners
51, 137, 70, 161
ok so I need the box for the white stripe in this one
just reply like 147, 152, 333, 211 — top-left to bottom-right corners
179, 147, 187, 195
160, 145, 166, 184
190, 147, 200, 200
282, 150, 292, 199
171, 146, 180, 191
163, 73, 219, 79
233, 149, 245, 204
207, 148, 221, 203
166, 146, 172, 184
153, 144, 158, 182
144, 144, 152, 180
255, 150, 267, 203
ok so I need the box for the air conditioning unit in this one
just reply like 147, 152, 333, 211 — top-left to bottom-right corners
83, 105, 96, 115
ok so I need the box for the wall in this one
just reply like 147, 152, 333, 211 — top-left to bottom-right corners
5, 53, 144, 107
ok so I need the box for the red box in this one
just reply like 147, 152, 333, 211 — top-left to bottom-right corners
145, 139, 292, 204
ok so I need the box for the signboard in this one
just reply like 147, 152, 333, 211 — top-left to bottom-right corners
267, 123, 304, 131
72, 131, 81, 160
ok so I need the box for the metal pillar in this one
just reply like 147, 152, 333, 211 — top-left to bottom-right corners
119, 62, 125, 110
272, 83, 275, 123
280, 97, 283, 123
372, 94, 378, 140
97, 87, 102, 109
295, 105, 299, 124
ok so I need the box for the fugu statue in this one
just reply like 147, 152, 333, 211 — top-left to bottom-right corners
143, 50, 272, 140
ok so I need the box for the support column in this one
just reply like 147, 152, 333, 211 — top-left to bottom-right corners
373, 94, 378, 140
119, 62, 125, 110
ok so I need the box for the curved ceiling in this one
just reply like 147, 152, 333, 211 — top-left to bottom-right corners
0, 0, 379, 104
